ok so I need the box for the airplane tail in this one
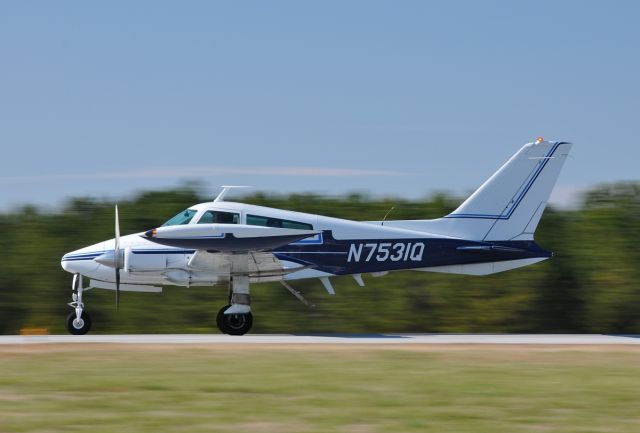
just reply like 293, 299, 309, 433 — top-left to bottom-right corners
385, 139, 573, 241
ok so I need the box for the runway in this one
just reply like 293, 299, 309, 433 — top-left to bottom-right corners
1, 334, 639, 345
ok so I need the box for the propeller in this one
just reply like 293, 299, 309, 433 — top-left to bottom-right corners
92, 204, 124, 310
114, 204, 121, 311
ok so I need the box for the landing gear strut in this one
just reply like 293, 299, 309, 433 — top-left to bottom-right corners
216, 276, 253, 335
66, 273, 91, 335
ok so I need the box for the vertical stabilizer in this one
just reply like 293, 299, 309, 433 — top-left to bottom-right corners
383, 140, 572, 241
446, 140, 572, 240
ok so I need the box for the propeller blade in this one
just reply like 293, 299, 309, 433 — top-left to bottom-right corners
115, 204, 120, 252
115, 204, 121, 312
115, 267, 120, 312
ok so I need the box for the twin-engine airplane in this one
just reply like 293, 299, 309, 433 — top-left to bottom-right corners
61, 139, 572, 335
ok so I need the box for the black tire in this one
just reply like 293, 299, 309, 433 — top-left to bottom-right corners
65, 311, 91, 335
215, 304, 231, 333
216, 304, 253, 336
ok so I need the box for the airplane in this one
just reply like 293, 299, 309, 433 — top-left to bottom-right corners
61, 138, 572, 335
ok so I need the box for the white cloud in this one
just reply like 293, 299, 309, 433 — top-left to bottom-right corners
548, 185, 588, 209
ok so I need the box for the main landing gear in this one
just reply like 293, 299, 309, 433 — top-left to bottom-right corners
66, 274, 91, 335
216, 276, 253, 335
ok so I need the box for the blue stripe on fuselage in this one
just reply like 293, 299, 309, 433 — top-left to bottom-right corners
62, 249, 194, 262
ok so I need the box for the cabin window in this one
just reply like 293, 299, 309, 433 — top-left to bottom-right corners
197, 210, 240, 224
246, 214, 313, 230
161, 209, 197, 226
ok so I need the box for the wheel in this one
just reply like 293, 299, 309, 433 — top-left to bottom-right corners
216, 304, 253, 335
65, 311, 92, 335
215, 304, 230, 333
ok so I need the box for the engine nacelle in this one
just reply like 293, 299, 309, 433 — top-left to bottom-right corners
124, 248, 167, 272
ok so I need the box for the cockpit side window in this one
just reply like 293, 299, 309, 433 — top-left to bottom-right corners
161, 209, 197, 226
197, 210, 240, 224
246, 214, 313, 230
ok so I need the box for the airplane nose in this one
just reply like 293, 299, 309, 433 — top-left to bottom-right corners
61, 251, 82, 273
60, 243, 105, 274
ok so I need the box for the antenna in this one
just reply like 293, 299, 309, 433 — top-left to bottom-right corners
381, 205, 396, 226
213, 185, 251, 203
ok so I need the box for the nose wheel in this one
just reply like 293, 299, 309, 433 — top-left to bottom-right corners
65, 311, 92, 335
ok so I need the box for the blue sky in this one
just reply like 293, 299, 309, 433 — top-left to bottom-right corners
1, 1, 638, 210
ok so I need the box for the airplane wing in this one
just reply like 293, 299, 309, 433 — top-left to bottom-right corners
142, 224, 317, 281
142, 224, 319, 252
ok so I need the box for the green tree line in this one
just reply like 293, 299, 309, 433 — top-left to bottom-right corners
1, 183, 639, 334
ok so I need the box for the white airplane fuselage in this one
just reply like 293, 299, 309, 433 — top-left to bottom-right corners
61, 200, 551, 289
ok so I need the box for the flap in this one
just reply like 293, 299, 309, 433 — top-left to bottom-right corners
187, 250, 291, 277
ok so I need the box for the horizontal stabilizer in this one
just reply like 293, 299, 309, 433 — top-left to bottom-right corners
456, 245, 527, 253
415, 257, 548, 275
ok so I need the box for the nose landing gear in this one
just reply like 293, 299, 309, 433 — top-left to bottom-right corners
66, 274, 91, 335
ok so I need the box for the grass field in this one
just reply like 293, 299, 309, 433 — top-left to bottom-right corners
1, 344, 639, 433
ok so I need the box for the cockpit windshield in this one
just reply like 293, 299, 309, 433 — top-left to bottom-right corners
161, 209, 197, 226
